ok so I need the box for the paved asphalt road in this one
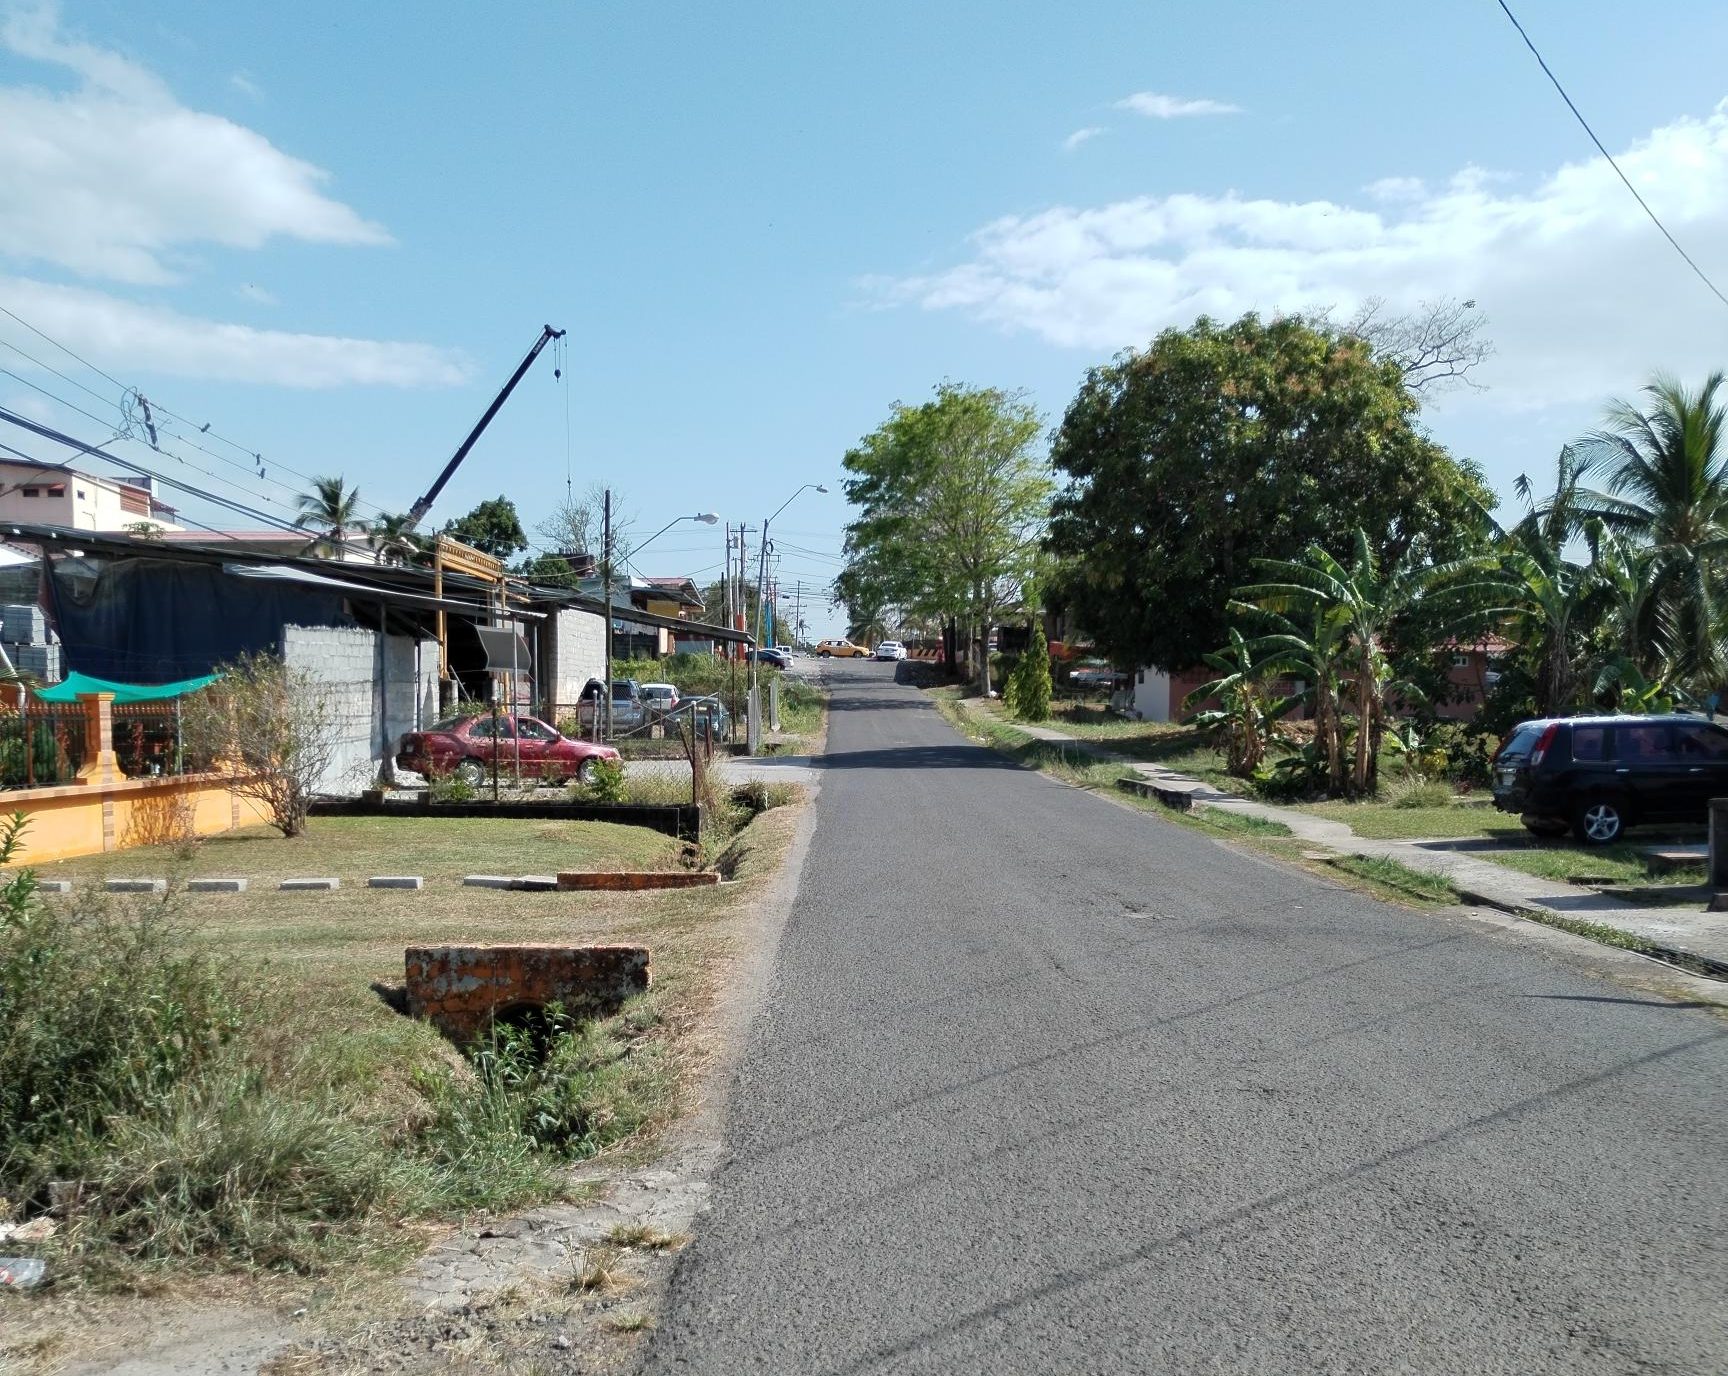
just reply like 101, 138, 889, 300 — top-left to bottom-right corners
644, 663, 1728, 1374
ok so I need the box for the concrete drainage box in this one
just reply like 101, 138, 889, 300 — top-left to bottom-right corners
404, 944, 650, 1044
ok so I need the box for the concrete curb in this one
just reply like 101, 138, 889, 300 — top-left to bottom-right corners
187, 878, 248, 893
280, 877, 340, 891
557, 871, 721, 892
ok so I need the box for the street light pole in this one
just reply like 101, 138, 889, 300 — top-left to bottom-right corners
597, 507, 718, 743
749, 482, 828, 754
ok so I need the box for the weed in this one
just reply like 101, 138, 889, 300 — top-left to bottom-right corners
565, 1244, 627, 1293
604, 1222, 681, 1250
607, 1311, 655, 1332
1325, 854, 1459, 905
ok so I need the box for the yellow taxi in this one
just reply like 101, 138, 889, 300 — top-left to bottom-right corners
816, 638, 872, 658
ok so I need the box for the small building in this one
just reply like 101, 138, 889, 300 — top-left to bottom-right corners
0, 460, 180, 533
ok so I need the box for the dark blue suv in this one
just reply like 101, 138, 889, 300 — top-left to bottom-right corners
1491, 714, 1728, 844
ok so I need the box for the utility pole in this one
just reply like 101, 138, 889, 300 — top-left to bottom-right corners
602, 487, 614, 741
723, 523, 733, 634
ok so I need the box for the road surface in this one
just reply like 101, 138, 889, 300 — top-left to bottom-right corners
645, 661, 1727, 1374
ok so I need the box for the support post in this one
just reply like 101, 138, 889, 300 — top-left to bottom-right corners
1710, 798, 1728, 910
73, 692, 120, 786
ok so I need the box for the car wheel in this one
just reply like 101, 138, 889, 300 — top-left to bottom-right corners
453, 758, 486, 788
575, 757, 599, 785
819, 650, 830, 657
1572, 797, 1625, 846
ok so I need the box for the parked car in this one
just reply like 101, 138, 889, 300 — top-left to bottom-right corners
772, 644, 798, 660
574, 678, 647, 732
816, 638, 870, 658
665, 694, 732, 738
397, 713, 620, 787
1490, 713, 1728, 844
640, 682, 679, 715
874, 640, 907, 660
1068, 662, 1117, 689
748, 648, 791, 669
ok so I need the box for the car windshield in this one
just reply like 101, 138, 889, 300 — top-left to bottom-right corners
426, 715, 472, 732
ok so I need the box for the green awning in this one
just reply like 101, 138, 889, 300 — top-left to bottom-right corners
32, 671, 221, 704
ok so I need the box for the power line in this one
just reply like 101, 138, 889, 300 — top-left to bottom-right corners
0, 364, 308, 521
0, 299, 395, 517
1495, 0, 1728, 311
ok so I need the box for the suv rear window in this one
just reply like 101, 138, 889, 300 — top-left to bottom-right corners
1499, 723, 1544, 760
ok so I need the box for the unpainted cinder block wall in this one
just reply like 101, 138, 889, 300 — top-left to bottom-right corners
404, 943, 651, 1043
281, 625, 442, 793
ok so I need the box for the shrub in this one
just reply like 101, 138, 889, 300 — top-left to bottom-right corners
181, 652, 340, 838
428, 773, 477, 803
1003, 621, 1053, 722
580, 757, 626, 804
1387, 777, 1455, 809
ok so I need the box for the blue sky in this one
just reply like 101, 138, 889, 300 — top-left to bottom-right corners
2, 0, 1727, 639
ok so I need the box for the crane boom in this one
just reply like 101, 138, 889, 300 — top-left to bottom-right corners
404, 323, 565, 529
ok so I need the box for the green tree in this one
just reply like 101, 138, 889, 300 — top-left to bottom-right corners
840, 384, 1053, 694
1004, 618, 1053, 722
1181, 627, 1300, 778
367, 511, 426, 566
1578, 372, 1728, 686
295, 475, 363, 557
1047, 314, 1491, 675
442, 495, 528, 560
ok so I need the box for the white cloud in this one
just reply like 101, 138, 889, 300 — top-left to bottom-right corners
1115, 92, 1241, 119
237, 282, 277, 306
1062, 126, 1107, 153
229, 71, 262, 100
1, 276, 469, 389
880, 101, 1728, 410
0, 3, 388, 284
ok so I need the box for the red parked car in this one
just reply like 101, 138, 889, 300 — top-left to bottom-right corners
396, 713, 619, 787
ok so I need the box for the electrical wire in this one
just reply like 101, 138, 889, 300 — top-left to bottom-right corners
1495, 0, 1728, 311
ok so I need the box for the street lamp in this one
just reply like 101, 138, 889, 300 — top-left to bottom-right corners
750, 483, 829, 753
601, 507, 720, 740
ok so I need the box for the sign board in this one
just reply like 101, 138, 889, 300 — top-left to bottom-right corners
433, 534, 503, 581
474, 626, 532, 674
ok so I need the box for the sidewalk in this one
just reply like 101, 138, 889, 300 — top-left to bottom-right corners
960, 701, 1728, 975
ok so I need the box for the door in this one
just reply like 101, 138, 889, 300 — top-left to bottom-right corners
514, 716, 562, 776
1611, 721, 1686, 822
1672, 720, 1728, 814
466, 714, 515, 773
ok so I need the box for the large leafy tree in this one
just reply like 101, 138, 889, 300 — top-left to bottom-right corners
840, 384, 1053, 693
295, 475, 363, 557
442, 495, 528, 560
1047, 314, 1491, 673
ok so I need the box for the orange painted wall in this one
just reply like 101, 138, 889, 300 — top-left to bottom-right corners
1, 774, 273, 866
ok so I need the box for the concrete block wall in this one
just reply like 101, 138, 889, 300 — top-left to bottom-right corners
282, 625, 444, 794
550, 607, 606, 707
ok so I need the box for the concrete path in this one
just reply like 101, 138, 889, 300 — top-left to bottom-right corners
645, 661, 1728, 1374
973, 702, 1728, 971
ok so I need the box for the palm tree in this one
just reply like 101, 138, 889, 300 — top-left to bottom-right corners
295, 475, 363, 557
367, 512, 425, 566
1579, 372, 1728, 685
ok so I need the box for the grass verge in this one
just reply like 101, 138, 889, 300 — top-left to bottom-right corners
0, 798, 804, 1294
1322, 854, 1460, 906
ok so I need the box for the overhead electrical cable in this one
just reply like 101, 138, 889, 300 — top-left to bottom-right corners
1494, 0, 1728, 311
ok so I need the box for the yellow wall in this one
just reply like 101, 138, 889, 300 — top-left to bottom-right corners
1, 773, 273, 866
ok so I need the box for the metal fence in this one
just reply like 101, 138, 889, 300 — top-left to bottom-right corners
0, 701, 89, 788
110, 699, 210, 778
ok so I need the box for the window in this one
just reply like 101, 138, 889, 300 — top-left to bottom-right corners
1570, 725, 1607, 762
1675, 723, 1728, 761
1450, 653, 1470, 668
517, 718, 558, 741
76, 489, 86, 499
20, 487, 39, 497
46, 484, 64, 497
468, 717, 515, 739
1616, 723, 1674, 763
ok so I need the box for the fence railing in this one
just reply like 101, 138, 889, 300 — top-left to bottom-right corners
0, 701, 90, 789
109, 699, 210, 778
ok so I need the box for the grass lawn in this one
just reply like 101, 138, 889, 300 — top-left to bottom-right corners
1291, 799, 1529, 841
1483, 838, 1706, 891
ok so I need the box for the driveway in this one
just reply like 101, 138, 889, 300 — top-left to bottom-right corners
644, 661, 1728, 1374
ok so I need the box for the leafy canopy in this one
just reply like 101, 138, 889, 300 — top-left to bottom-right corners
1046, 313, 1491, 672
442, 495, 528, 560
